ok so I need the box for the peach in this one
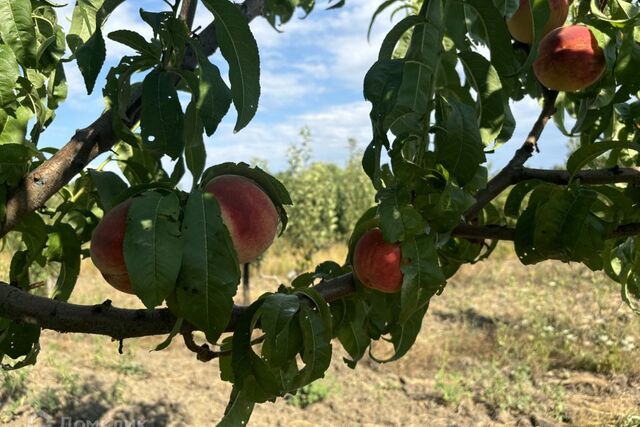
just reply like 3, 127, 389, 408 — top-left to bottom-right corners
352, 228, 403, 293
204, 175, 279, 264
507, 0, 569, 44
90, 199, 134, 294
533, 25, 606, 92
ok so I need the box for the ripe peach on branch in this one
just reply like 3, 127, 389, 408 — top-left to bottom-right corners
204, 174, 280, 264
352, 227, 403, 293
533, 25, 606, 92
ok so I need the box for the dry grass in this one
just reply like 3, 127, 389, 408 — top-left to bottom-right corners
1, 241, 640, 426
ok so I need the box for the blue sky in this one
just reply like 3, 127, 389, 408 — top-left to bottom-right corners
46, 0, 570, 175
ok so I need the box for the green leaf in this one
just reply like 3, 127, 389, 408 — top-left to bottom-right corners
88, 169, 128, 212
0, 143, 34, 186
590, 0, 640, 26
504, 179, 544, 218
124, 192, 182, 309
107, 30, 160, 60
9, 250, 32, 289
67, 0, 124, 51
153, 317, 183, 351
183, 102, 206, 189
333, 299, 370, 368
292, 304, 332, 388
230, 298, 280, 402
0, 321, 40, 366
200, 0, 261, 132
435, 99, 486, 186
0, 45, 19, 107
217, 387, 256, 427
385, 301, 429, 362
67, 0, 101, 50
377, 15, 426, 60
141, 69, 185, 159
45, 223, 81, 301
533, 188, 607, 270
0, 0, 36, 67
367, 0, 397, 41
378, 189, 425, 242
189, 40, 232, 136
566, 141, 640, 180
15, 213, 48, 265
75, 28, 106, 94
456, 0, 519, 76
47, 62, 68, 110
492, 0, 520, 18
614, 26, 640, 89
175, 191, 240, 343
399, 234, 445, 323
259, 293, 301, 368
458, 51, 506, 144
388, 0, 445, 126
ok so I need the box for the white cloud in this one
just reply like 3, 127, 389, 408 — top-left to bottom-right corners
205, 101, 372, 171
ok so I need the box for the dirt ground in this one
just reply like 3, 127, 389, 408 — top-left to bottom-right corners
2, 246, 640, 426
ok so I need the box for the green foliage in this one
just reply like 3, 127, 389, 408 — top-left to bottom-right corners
277, 129, 376, 267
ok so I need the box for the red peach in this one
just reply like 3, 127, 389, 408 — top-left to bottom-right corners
353, 228, 403, 293
507, 0, 569, 44
533, 25, 606, 92
90, 199, 134, 294
204, 175, 279, 264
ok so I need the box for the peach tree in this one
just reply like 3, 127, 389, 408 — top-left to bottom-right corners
0, 0, 639, 424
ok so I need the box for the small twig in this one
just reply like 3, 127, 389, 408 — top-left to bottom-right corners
465, 89, 559, 221
182, 331, 220, 362
182, 331, 266, 362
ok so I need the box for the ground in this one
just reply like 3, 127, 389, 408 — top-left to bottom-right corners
1, 243, 639, 426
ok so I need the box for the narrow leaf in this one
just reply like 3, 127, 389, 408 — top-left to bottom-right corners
75, 28, 106, 94
141, 69, 185, 159
175, 191, 240, 343
200, 0, 261, 131
124, 192, 182, 309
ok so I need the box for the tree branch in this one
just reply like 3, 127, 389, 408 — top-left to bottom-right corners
0, 0, 266, 239
450, 223, 640, 242
464, 89, 559, 221
0, 273, 355, 340
179, 0, 198, 29
519, 166, 640, 185
3, 216, 640, 339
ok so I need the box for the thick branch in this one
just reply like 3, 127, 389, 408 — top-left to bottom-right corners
179, 0, 198, 29
0, 273, 355, 340
450, 223, 640, 242
0, 0, 266, 239
520, 167, 640, 185
465, 89, 559, 221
